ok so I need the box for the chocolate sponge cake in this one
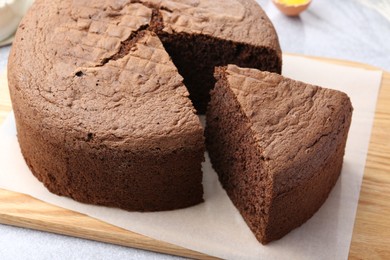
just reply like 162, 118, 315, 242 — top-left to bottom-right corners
10, 29, 205, 211
206, 65, 353, 243
8, 0, 281, 211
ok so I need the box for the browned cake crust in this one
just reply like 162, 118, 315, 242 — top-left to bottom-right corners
8, 0, 281, 211
11, 29, 205, 212
206, 65, 353, 243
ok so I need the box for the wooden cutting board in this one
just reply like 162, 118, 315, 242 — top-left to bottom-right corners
0, 55, 389, 259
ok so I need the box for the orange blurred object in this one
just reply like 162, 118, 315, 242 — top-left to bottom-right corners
272, 0, 312, 16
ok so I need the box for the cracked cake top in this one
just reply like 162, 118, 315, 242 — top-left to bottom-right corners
220, 65, 353, 195
8, 0, 280, 149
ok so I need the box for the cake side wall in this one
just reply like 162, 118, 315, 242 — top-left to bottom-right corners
12, 105, 204, 211
264, 144, 345, 243
206, 69, 271, 242
264, 96, 353, 243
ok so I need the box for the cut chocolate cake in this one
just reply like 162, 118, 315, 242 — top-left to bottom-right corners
206, 65, 353, 244
11, 29, 205, 211
8, 0, 281, 211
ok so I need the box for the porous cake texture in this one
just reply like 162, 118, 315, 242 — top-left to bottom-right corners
206, 65, 353, 244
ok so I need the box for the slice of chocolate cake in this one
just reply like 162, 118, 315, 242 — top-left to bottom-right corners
206, 65, 353, 244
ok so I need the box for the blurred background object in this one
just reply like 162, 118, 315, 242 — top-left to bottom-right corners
0, 0, 34, 46
272, 0, 311, 16
259, 0, 390, 72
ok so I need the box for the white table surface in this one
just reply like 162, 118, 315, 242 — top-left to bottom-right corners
1, 0, 389, 259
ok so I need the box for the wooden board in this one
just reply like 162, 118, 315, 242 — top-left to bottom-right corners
0, 55, 389, 259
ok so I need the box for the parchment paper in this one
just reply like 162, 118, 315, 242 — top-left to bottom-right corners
0, 55, 383, 259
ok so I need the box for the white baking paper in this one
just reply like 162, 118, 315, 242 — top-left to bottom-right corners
0, 54, 383, 259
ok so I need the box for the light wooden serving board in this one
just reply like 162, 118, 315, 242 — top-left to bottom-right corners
0, 55, 389, 259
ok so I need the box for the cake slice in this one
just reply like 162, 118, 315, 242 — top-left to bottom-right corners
206, 65, 353, 244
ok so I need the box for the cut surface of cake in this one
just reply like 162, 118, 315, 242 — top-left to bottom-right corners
8, 0, 282, 211
206, 65, 353, 243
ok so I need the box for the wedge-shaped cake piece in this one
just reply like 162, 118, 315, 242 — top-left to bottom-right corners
206, 65, 353, 244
